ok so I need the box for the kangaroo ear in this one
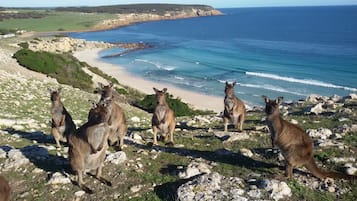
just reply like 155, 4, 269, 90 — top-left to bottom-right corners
276, 96, 284, 104
225, 81, 229, 86
232, 81, 236, 86
109, 82, 114, 88
163, 88, 167, 93
98, 82, 104, 89
153, 87, 158, 93
262, 95, 269, 103
57, 87, 62, 93
48, 88, 53, 94
88, 99, 97, 109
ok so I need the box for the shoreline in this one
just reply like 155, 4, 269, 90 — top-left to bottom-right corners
73, 48, 224, 113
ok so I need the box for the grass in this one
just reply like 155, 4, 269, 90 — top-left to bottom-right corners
13, 48, 94, 92
0, 10, 116, 32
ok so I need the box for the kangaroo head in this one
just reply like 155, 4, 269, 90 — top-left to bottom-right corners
225, 81, 236, 98
262, 96, 283, 116
88, 100, 111, 123
49, 87, 62, 102
153, 87, 168, 105
98, 82, 114, 101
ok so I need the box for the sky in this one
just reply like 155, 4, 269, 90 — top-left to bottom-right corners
1, 0, 357, 8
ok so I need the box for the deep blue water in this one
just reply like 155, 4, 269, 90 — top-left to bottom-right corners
69, 6, 357, 106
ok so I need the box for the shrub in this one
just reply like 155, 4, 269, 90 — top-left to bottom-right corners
13, 49, 93, 91
18, 42, 29, 49
136, 93, 212, 117
115, 87, 128, 95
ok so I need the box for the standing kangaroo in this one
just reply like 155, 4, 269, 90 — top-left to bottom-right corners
152, 87, 176, 146
68, 101, 111, 193
98, 82, 127, 150
263, 96, 357, 180
223, 81, 246, 132
0, 175, 11, 201
49, 88, 76, 148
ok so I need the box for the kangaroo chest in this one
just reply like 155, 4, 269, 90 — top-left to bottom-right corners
224, 97, 235, 111
52, 105, 65, 126
155, 105, 167, 122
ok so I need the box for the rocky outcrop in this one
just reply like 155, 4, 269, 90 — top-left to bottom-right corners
177, 172, 292, 201
26, 37, 114, 53
93, 8, 222, 31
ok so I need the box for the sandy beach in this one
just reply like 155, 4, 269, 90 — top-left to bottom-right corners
74, 48, 224, 113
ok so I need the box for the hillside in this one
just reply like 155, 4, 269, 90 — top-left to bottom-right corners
0, 4, 222, 33
0, 36, 357, 200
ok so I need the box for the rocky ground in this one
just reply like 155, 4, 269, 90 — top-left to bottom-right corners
0, 36, 357, 200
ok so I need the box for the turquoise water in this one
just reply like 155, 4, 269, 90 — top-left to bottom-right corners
69, 6, 357, 106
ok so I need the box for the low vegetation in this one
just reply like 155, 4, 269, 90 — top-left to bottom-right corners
0, 10, 115, 32
55, 4, 215, 15
13, 48, 93, 91
136, 93, 213, 117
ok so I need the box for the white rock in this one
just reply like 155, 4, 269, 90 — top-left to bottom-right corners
7, 149, 25, 160
306, 103, 324, 115
270, 181, 292, 201
306, 128, 333, 140
130, 116, 141, 123
247, 189, 261, 199
239, 148, 253, 158
178, 161, 211, 179
47, 172, 71, 185
105, 151, 127, 165
0, 148, 7, 158
346, 166, 357, 175
290, 119, 299, 124
130, 184, 143, 193
75, 190, 86, 197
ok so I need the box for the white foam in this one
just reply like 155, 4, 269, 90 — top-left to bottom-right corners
134, 59, 176, 71
246, 72, 357, 92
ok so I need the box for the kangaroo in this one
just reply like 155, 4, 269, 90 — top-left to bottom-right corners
0, 175, 11, 201
68, 101, 111, 193
152, 87, 176, 146
49, 88, 76, 148
223, 81, 246, 132
263, 95, 357, 180
98, 82, 127, 150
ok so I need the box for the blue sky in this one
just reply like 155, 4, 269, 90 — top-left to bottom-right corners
1, 0, 357, 8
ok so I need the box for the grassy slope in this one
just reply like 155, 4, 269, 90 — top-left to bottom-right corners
0, 8, 356, 200
0, 10, 115, 32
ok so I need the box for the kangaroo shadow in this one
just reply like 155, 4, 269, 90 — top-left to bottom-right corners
3, 127, 56, 145
1, 128, 70, 173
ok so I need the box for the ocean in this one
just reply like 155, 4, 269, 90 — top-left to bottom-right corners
69, 6, 357, 107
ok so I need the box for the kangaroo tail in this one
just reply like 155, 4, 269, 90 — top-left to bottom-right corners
305, 158, 357, 180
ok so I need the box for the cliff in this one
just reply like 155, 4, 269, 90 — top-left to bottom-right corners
56, 4, 223, 31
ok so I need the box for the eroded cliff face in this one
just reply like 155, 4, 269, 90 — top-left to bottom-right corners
93, 7, 223, 30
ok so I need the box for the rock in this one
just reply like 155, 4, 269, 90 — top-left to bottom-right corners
346, 166, 357, 175
75, 190, 86, 197
239, 148, 253, 158
130, 116, 140, 123
330, 94, 342, 102
343, 93, 357, 101
306, 94, 322, 103
290, 119, 299, 124
0, 148, 7, 158
131, 133, 143, 141
178, 161, 211, 179
306, 103, 324, 115
306, 128, 333, 140
270, 181, 292, 201
105, 151, 127, 165
247, 189, 261, 199
130, 184, 143, 193
47, 172, 71, 185
7, 149, 25, 160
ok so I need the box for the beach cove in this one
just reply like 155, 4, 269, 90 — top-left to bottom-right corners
74, 48, 224, 113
